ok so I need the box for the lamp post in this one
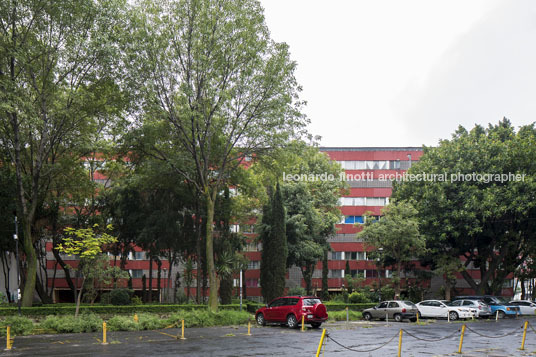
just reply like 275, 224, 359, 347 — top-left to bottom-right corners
14, 215, 21, 316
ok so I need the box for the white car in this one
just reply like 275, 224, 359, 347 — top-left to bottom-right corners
416, 300, 475, 321
508, 300, 536, 315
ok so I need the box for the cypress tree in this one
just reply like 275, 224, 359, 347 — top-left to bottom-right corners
260, 183, 287, 303
322, 248, 329, 300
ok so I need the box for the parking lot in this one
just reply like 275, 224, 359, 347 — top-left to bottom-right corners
3, 317, 536, 356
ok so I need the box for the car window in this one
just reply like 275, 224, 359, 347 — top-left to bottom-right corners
287, 298, 299, 306
302, 298, 321, 306
448, 300, 462, 306
388, 302, 399, 308
429, 301, 441, 307
462, 301, 474, 306
402, 301, 416, 307
378, 302, 388, 308
419, 301, 430, 306
269, 299, 283, 307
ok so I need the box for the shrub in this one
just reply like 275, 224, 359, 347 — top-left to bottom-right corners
287, 287, 306, 296
137, 313, 166, 330
106, 316, 138, 331
100, 293, 111, 305
110, 289, 131, 306
0, 316, 35, 336
328, 310, 362, 321
131, 296, 143, 305
40, 314, 102, 333
166, 310, 252, 328
348, 292, 370, 303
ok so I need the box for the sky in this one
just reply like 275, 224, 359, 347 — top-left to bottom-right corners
260, 0, 536, 147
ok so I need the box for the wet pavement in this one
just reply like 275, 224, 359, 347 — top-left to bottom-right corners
3, 317, 536, 356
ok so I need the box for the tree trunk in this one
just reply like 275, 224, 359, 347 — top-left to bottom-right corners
156, 259, 162, 303
302, 264, 314, 295
521, 278, 526, 300
206, 189, 218, 311
148, 255, 153, 303
395, 261, 402, 298
21, 220, 37, 306
75, 277, 85, 317
0, 254, 11, 303
444, 277, 451, 301
321, 249, 328, 300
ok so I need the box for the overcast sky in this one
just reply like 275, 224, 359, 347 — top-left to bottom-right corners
260, 0, 536, 147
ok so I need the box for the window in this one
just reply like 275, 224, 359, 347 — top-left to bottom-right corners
134, 252, 145, 260
365, 197, 387, 206
345, 252, 357, 260
131, 269, 144, 278
449, 300, 462, 306
287, 298, 299, 305
303, 298, 321, 306
248, 261, 260, 269
343, 216, 364, 224
329, 270, 343, 278
462, 301, 476, 306
269, 298, 284, 307
357, 252, 366, 260
378, 302, 388, 308
246, 279, 258, 288
388, 302, 399, 308
331, 252, 343, 260
389, 160, 401, 170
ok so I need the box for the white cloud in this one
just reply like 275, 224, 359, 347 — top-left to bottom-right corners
260, 0, 534, 147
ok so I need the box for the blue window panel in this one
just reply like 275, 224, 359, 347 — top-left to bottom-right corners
344, 216, 355, 224
355, 216, 364, 224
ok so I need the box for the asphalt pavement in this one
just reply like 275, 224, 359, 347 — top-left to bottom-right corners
3, 317, 536, 356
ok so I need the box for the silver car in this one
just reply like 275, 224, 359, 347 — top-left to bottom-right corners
362, 300, 418, 322
508, 300, 536, 315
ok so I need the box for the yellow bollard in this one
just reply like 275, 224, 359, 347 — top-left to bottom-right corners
301, 314, 305, 332
247, 321, 252, 336
179, 319, 186, 340
457, 324, 466, 354
102, 322, 108, 345
134, 314, 139, 323
397, 329, 403, 357
416, 312, 419, 324
315, 328, 327, 357
6, 326, 12, 350
521, 320, 528, 350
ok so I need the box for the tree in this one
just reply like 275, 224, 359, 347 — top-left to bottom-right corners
259, 183, 287, 303
56, 225, 118, 316
0, 0, 126, 306
394, 120, 536, 294
127, 0, 307, 311
357, 201, 426, 298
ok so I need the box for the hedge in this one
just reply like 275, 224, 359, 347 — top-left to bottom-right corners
0, 304, 242, 317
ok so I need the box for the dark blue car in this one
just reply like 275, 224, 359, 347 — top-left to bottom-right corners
453, 295, 520, 318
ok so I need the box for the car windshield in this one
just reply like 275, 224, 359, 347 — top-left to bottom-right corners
447, 301, 459, 306
303, 298, 321, 306
403, 301, 416, 307
494, 297, 509, 304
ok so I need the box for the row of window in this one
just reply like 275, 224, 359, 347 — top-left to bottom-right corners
329, 269, 392, 278
337, 160, 401, 170
340, 197, 389, 206
331, 251, 371, 261
341, 216, 381, 224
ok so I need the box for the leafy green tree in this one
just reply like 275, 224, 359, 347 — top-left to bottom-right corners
56, 225, 117, 316
127, 0, 307, 311
394, 120, 536, 294
0, 0, 127, 306
259, 183, 287, 303
357, 201, 426, 298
